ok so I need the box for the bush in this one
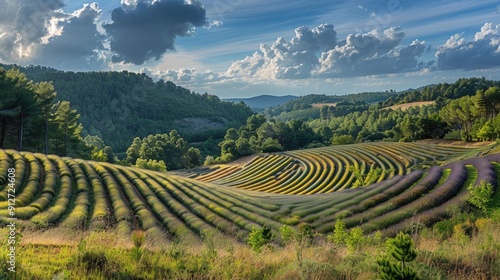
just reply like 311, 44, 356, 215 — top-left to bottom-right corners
327, 220, 348, 245
135, 158, 167, 172
468, 181, 494, 214
77, 251, 108, 271
246, 225, 274, 253
331, 135, 355, 145
345, 227, 365, 252
204, 155, 215, 166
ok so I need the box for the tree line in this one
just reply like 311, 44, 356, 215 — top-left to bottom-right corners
0, 67, 86, 157
1, 64, 254, 153
0, 67, 205, 172
214, 85, 500, 163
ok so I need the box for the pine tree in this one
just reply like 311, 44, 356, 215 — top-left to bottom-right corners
50, 101, 84, 156
377, 232, 419, 280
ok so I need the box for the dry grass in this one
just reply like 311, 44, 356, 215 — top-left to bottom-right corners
385, 101, 434, 111
311, 103, 337, 108
417, 139, 495, 147
225, 154, 261, 166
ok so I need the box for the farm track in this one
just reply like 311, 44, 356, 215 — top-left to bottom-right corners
0, 143, 498, 242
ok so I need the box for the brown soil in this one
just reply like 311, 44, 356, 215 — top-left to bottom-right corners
225, 154, 261, 166
417, 139, 495, 147
385, 101, 434, 111
312, 103, 337, 108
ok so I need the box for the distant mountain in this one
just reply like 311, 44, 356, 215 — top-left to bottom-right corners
225, 95, 298, 109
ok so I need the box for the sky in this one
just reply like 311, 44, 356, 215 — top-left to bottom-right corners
1, 0, 500, 98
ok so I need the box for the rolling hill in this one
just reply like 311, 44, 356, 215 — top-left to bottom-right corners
0, 64, 254, 152
1, 142, 496, 244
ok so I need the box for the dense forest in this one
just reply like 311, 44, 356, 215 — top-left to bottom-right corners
0, 64, 254, 153
381, 77, 500, 106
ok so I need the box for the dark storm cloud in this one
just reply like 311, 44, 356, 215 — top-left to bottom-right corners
34, 3, 106, 70
103, 0, 207, 65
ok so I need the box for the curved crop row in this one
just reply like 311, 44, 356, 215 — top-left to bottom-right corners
0, 147, 497, 243
197, 142, 479, 195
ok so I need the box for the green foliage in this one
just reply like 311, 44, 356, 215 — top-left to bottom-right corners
3, 65, 254, 152
246, 225, 274, 253
377, 232, 419, 280
331, 135, 355, 145
50, 101, 86, 157
84, 135, 117, 163
328, 219, 348, 245
125, 130, 201, 170
345, 227, 366, 252
203, 155, 215, 166
0, 67, 88, 156
186, 147, 202, 168
468, 180, 494, 214
279, 225, 296, 243
135, 158, 167, 172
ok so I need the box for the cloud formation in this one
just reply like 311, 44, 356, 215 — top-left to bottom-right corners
436, 23, 500, 70
141, 67, 221, 85
103, 0, 207, 65
317, 27, 427, 77
0, 0, 65, 62
34, 3, 106, 70
226, 24, 337, 79
224, 24, 428, 80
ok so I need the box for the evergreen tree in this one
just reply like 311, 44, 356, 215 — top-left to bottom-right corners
377, 232, 419, 280
126, 137, 142, 164
33, 81, 56, 154
50, 101, 84, 156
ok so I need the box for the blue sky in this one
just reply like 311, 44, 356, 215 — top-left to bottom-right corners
1, 0, 500, 98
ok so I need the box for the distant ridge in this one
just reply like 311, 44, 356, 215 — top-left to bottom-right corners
225, 94, 298, 109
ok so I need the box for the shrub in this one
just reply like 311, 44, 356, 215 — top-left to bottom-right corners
204, 155, 215, 166
345, 227, 365, 252
279, 225, 295, 243
246, 225, 274, 253
468, 180, 494, 214
377, 232, 419, 280
135, 158, 167, 172
327, 219, 348, 245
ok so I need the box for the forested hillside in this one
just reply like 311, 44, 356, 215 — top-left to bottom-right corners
382, 77, 500, 106
0, 64, 254, 152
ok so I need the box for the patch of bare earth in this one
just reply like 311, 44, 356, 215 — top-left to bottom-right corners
225, 154, 261, 166
386, 101, 434, 110
312, 103, 337, 108
417, 139, 495, 147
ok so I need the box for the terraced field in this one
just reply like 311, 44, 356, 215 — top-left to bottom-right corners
0, 142, 498, 243
195, 142, 482, 194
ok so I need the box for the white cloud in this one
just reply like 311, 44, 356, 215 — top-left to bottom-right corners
224, 24, 428, 79
225, 23, 337, 79
436, 23, 500, 70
